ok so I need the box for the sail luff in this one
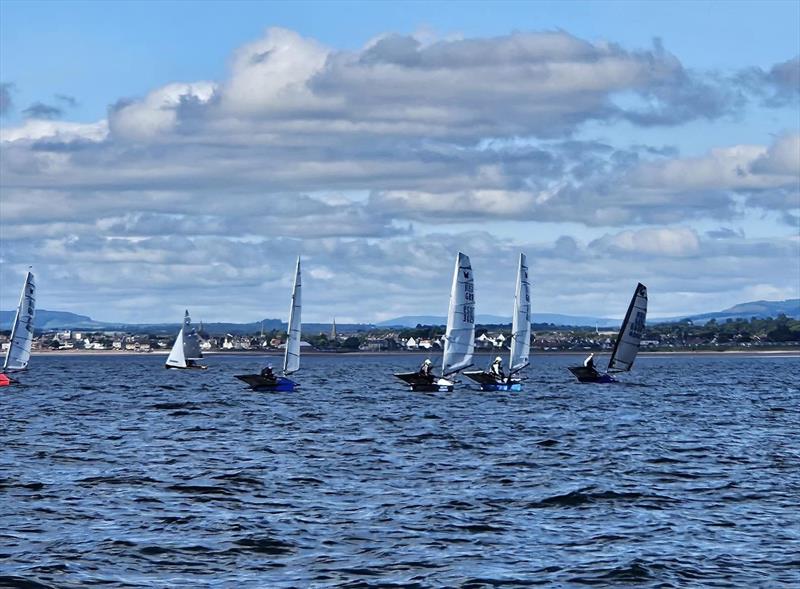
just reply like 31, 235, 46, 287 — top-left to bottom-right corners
283, 257, 302, 375
3, 271, 36, 372
509, 253, 531, 372
607, 283, 648, 373
442, 252, 475, 377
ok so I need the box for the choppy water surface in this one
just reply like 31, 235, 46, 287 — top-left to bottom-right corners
1, 353, 798, 588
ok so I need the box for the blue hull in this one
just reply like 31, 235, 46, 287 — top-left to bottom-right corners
235, 374, 298, 391
568, 366, 616, 383
478, 382, 523, 392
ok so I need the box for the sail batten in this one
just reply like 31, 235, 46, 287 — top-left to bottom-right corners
509, 253, 531, 372
442, 252, 475, 377
3, 271, 36, 372
283, 257, 302, 375
607, 283, 648, 373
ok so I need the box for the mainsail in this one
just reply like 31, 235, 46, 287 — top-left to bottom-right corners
182, 310, 203, 360
166, 327, 186, 368
283, 257, 302, 375
509, 253, 531, 372
607, 283, 648, 373
442, 252, 475, 377
3, 270, 36, 372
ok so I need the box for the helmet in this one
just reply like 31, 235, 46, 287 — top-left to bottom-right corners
424, 359, 432, 365
494, 356, 502, 363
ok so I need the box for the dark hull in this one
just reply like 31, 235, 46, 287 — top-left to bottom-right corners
463, 370, 522, 391
235, 374, 297, 392
165, 364, 208, 370
568, 366, 616, 384
393, 372, 454, 392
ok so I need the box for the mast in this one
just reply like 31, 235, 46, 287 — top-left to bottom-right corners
283, 257, 302, 375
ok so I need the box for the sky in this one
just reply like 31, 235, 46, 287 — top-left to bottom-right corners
1, 0, 798, 323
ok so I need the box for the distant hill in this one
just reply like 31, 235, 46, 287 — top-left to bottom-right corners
3, 298, 797, 332
0, 309, 372, 335
682, 299, 800, 323
378, 313, 619, 328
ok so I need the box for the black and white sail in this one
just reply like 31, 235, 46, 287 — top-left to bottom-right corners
607, 283, 648, 373
442, 252, 475, 377
3, 270, 36, 372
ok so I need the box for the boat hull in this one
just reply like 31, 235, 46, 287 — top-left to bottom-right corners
165, 364, 208, 370
463, 370, 522, 391
568, 366, 616, 383
235, 374, 297, 392
393, 372, 454, 392
0, 373, 11, 387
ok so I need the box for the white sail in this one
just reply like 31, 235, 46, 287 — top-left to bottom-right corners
283, 257, 302, 375
442, 252, 475, 377
3, 270, 36, 372
509, 253, 531, 372
608, 283, 648, 373
165, 327, 186, 368
182, 310, 202, 360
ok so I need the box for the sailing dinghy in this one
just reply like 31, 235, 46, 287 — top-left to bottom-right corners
1, 270, 36, 387
394, 252, 475, 392
465, 253, 531, 391
568, 283, 647, 383
165, 310, 207, 369
235, 257, 302, 392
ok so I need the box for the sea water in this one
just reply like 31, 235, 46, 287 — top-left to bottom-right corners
1, 353, 798, 588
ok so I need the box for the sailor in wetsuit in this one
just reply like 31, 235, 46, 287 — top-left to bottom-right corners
490, 356, 505, 381
260, 365, 277, 382
418, 358, 435, 383
583, 353, 596, 373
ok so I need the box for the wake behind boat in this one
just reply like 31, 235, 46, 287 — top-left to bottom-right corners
1, 269, 36, 388
235, 257, 302, 392
465, 252, 531, 391
165, 310, 207, 370
568, 283, 648, 383
394, 252, 475, 392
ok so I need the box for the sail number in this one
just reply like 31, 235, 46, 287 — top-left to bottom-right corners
629, 311, 645, 338
463, 281, 474, 324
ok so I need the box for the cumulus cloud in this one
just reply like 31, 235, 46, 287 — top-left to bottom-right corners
22, 101, 63, 120
738, 56, 800, 107
1, 27, 798, 321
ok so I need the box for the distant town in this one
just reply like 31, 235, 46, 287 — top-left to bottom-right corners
3, 314, 798, 355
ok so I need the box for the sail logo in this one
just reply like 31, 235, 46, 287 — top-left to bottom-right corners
629, 311, 645, 338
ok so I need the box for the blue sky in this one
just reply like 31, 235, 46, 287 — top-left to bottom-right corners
1, 1, 798, 322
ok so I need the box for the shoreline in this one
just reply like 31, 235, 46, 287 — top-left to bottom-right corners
30, 348, 800, 357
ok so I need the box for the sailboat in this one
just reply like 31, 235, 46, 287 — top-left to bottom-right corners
568, 283, 648, 383
235, 257, 302, 392
394, 252, 475, 392
465, 253, 531, 391
1, 270, 36, 388
165, 310, 207, 369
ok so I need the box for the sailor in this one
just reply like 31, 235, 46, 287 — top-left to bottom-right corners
490, 356, 505, 380
419, 358, 434, 382
260, 365, 276, 380
583, 353, 595, 370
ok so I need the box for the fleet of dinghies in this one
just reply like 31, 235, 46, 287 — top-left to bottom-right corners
1, 258, 650, 390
